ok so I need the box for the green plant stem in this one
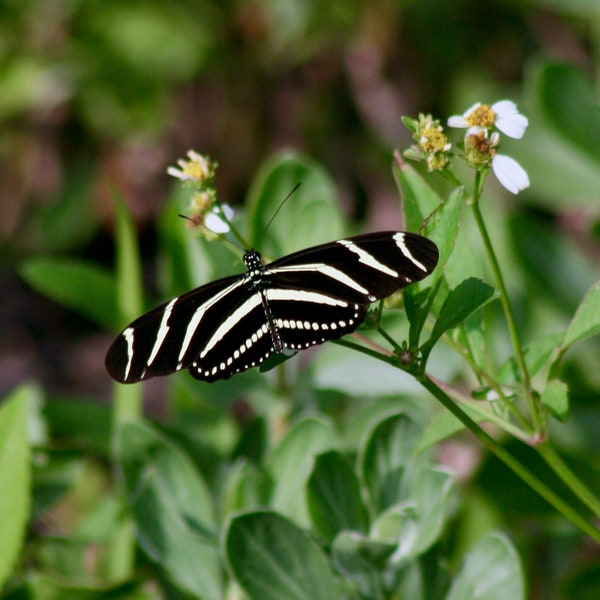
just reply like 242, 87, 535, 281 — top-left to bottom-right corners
470, 172, 541, 433
536, 441, 600, 519
421, 375, 600, 542
338, 337, 600, 539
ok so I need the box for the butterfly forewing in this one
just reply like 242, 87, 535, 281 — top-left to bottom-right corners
266, 232, 438, 303
105, 230, 439, 384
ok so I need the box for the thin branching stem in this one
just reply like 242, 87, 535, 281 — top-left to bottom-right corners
470, 170, 542, 434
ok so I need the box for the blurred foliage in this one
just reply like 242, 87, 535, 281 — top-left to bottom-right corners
2, 0, 600, 598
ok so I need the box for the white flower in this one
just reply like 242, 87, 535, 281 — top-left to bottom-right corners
205, 204, 234, 233
492, 154, 529, 194
167, 150, 213, 182
448, 100, 528, 139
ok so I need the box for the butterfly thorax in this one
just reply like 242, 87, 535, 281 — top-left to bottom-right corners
243, 250, 264, 277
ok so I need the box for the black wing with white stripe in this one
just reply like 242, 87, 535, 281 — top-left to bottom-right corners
105, 231, 438, 383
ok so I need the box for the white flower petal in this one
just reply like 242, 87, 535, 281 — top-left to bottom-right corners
492, 154, 529, 194
448, 115, 469, 128
205, 204, 234, 233
491, 100, 518, 114
205, 212, 229, 233
492, 100, 528, 139
167, 166, 188, 180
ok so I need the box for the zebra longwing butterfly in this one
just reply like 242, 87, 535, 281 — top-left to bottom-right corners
105, 231, 438, 383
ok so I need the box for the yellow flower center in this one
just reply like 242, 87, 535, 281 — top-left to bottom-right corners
183, 160, 209, 181
191, 191, 213, 212
466, 104, 496, 128
464, 132, 496, 167
420, 126, 449, 153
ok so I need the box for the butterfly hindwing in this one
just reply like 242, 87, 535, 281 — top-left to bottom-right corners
105, 274, 250, 383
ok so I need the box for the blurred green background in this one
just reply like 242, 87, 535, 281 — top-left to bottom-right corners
1, 1, 600, 597
2, 0, 599, 401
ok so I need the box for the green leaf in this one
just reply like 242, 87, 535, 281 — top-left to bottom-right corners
509, 211, 596, 314
393, 160, 443, 231
498, 333, 563, 383
360, 413, 428, 513
268, 417, 338, 524
19, 257, 116, 330
22, 572, 154, 599
112, 192, 144, 431
538, 62, 600, 164
415, 404, 483, 454
0, 384, 34, 589
306, 451, 368, 543
541, 379, 569, 421
420, 186, 463, 282
221, 460, 271, 516
116, 421, 222, 600
562, 281, 600, 349
224, 511, 344, 600
423, 278, 497, 355
370, 466, 454, 564
446, 532, 525, 600
114, 191, 143, 327
331, 531, 396, 598
44, 399, 111, 454
246, 151, 344, 256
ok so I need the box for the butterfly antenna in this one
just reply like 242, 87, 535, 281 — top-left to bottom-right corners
260, 182, 301, 239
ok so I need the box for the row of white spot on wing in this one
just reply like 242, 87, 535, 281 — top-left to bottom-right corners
277, 304, 362, 350
193, 323, 271, 378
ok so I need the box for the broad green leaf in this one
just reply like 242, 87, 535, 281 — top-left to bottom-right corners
541, 379, 569, 421
538, 63, 600, 163
423, 278, 497, 356
446, 532, 525, 600
19, 258, 116, 331
224, 511, 344, 600
0, 385, 33, 589
332, 531, 396, 598
370, 466, 454, 564
420, 186, 463, 282
221, 460, 271, 517
306, 451, 368, 543
563, 281, 600, 349
360, 413, 428, 513
393, 160, 443, 230
246, 151, 344, 256
117, 421, 222, 600
268, 417, 338, 524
